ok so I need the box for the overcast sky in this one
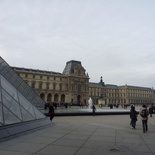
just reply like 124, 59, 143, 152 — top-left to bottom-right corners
0, 0, 155, 88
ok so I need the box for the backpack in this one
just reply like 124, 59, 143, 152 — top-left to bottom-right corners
130, 111, 137, 119
140, 109, 147, 117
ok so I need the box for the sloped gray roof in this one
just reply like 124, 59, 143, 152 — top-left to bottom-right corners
119, 85, 152, 90
63, 60, 81, 75
105, 84, 118, 88
12, 67, 62, 75
89, 82, 104, 88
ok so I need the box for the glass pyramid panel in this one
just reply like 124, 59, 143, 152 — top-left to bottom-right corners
3, 106, 21, 125
21, 107, 35, 121
1, 75, 18, 101
0, 84, 1, 101
0, 86, 3, 125
1, 62, 10, 76
5, 69, 22, 88
0, 102, 3, 125
0, 56, 46, 127
18, 91, 37, 117
17, 82, 44, 108
2, 89, 22, 120
18, 91, 45, 119
33, 106, 46, 119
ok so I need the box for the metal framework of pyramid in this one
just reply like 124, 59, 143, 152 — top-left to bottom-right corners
0, 57, 51, 141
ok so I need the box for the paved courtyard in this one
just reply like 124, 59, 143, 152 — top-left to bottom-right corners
0, 114, 155, 155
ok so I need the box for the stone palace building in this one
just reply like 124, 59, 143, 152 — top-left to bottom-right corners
12, 60, 155, 106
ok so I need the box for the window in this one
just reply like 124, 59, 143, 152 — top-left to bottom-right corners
78, 84, 81, 93
59, 84, 62, 91
46, 83, 49, 89
66, 84, 68, 91
32, 82, 35, 89
39, 83, 42, 89
53, 83, 56, 91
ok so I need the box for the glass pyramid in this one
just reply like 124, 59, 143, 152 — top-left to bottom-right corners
0, 56, 48, 127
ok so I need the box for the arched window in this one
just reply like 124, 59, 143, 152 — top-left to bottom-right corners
47, 93, 52, 102
54, 94, 59, 102
61, 94, 65, 102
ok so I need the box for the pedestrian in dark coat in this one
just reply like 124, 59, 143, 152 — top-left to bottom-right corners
92, 105, 96, 116
48, 105, 55, 121
130, 106, 138, 129
149, 104, 153, 117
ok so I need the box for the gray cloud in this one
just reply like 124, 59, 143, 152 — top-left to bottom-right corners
0, 0, 155, 88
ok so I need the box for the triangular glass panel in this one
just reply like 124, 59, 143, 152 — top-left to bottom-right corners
18, 91, 36, 118
21, 107, 35, 121
0, 102, 3, 125
1, 75, 18, 101
3, 106, 21, 125
34, 107, 46, 119
2, 89, 22, 120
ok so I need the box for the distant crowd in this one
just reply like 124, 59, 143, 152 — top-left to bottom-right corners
44, 101, 155, 132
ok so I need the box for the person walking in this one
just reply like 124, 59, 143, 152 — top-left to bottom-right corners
139, 104, 149, 133
92, 104, 96, 116
48, 104, 55, 121
149, 104, 153, 117
130, 105, 138, 129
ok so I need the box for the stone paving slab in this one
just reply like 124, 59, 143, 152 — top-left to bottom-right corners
0, 114, 155, 155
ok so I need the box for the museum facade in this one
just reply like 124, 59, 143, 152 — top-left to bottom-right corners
12, 60, 155, 106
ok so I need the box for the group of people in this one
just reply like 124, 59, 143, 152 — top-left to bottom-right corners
130, 104, 154, 133
45, 101, 154, 130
